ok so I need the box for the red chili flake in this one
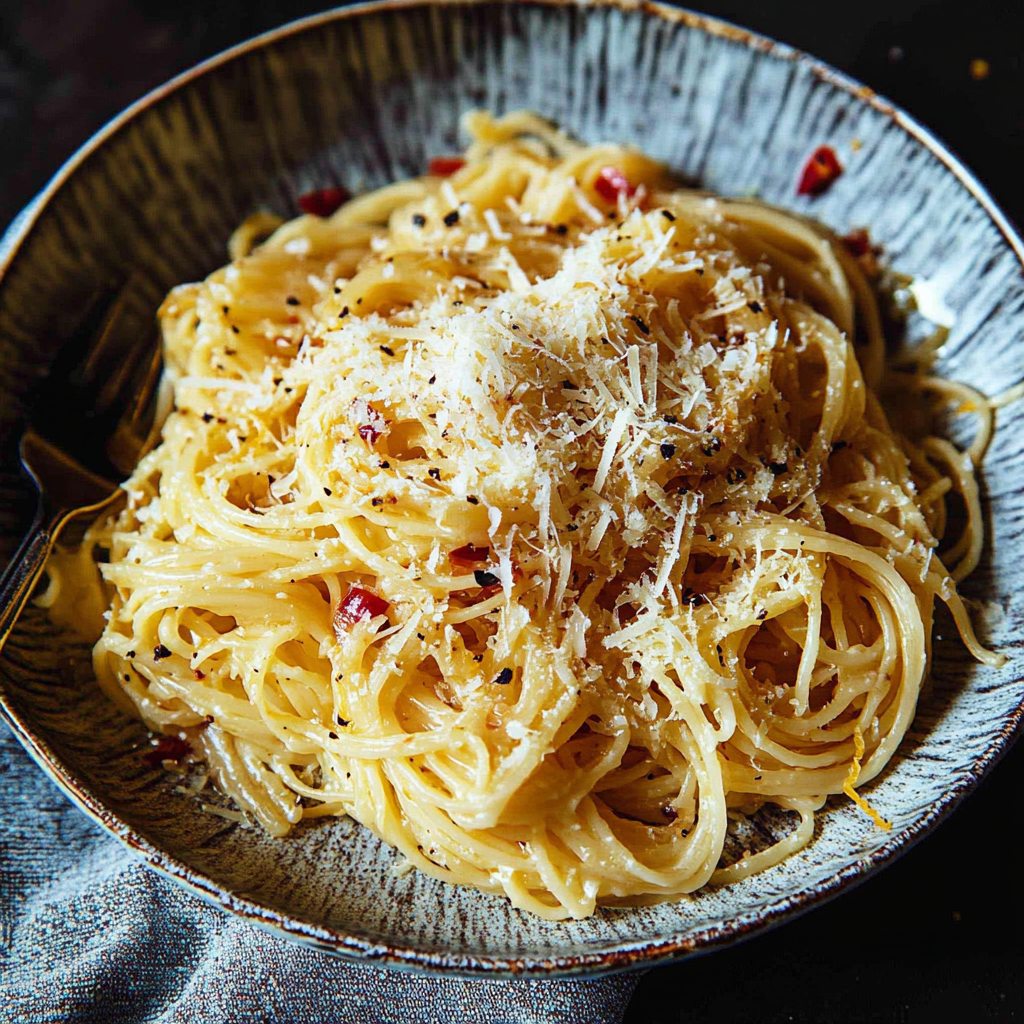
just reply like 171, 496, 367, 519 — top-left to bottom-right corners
335, 586, 389, 631
142, 735, 191, 768
797, 146, 843, 196
428, 156, 466, 177
450, 544, 490, 567
661, 806, 678, 822
358, 423, 382, 445
841, 228, 871, 256
594, 166, 636, 202
298, 186, 351, 217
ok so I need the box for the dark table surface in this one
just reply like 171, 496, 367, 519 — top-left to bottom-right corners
2, 2, 1022, 1021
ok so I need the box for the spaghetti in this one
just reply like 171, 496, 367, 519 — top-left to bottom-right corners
81, 111, 999, 919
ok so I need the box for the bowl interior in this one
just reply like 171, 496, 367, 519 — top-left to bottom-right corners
1, 0, 1023, 975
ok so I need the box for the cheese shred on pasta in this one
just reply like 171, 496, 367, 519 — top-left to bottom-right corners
83, 111, 999, 919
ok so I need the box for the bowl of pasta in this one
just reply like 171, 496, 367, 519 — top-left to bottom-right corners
1, 0, 1022, 976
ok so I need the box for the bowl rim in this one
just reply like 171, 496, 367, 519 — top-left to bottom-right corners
1, 0, 1023, 979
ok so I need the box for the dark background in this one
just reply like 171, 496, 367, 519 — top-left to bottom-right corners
1, 2, 1022, 1021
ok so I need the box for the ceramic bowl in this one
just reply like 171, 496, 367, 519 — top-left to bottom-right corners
1, 0, 1022, 977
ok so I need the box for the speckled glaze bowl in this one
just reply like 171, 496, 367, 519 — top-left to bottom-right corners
1, 0, 1023, 978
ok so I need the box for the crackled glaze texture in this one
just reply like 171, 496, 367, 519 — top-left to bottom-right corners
1, 0, 1022, 977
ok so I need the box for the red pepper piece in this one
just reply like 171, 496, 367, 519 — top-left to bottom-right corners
358, 423, 383, 445
450, 543, 490, 567
298, 186, 351, 217
335, 586, 389, 631
428, 156, 466, 177
594, 166, 636, 202
797, 146, 843, 196
841, 228, 871, 256
142, 735, 191, 768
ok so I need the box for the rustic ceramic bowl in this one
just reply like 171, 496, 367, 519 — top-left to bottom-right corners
1, 0, 1022, 978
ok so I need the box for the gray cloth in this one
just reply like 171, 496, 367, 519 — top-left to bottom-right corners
0, 724, 640, 1023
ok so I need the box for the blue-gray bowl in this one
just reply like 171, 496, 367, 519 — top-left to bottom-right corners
1, 0, 1022, 977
